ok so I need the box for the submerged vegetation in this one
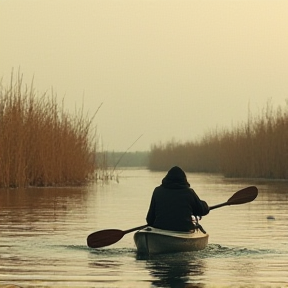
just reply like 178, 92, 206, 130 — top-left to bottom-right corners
149, 100, 288, 180
0, 73, 104, 188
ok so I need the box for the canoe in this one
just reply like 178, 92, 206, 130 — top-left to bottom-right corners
133, 226, 208, 254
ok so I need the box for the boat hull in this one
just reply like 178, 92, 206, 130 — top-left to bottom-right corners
133, 226, 208, 254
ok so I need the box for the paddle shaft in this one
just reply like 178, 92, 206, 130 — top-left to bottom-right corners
209, 202, 229, 210
124, 224, 148, 234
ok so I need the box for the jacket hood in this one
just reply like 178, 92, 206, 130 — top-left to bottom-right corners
161, 166, 190, 188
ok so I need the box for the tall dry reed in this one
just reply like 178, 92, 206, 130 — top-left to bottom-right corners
149, 101, 288, 179
0, 73, 102, 188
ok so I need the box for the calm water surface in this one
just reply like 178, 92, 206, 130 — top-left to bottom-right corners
0, 169, 288, 288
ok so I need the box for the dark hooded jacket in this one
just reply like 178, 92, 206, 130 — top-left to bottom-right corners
146, 166, 209, 231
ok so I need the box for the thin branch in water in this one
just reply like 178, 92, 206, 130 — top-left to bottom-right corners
112, 134, 143, 173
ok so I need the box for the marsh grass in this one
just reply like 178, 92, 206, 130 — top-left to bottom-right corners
149, 101, 288, 179
0, 74, 102, 188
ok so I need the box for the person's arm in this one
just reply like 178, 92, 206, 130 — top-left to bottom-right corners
198, 200, 210, 216
146, 193, 156, 226
190, 189, 210, 216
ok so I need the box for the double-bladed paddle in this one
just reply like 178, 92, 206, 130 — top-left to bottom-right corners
87, 185, 258, 248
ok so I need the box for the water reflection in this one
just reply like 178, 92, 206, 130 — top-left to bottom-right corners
89, 259, 121, 269
1, 171, 288, 287
138, 253, 205, 288
0, 187, 89, 219
0, 186, 90, 209
0, 186, 91, 243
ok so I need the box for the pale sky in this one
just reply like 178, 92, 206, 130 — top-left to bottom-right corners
1, 0, 288, 151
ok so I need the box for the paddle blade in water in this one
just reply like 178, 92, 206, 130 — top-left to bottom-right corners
227, 186, 258, 205
87, 229, 125, 248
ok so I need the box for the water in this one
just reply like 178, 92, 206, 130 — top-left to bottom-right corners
1, 169, 288, 288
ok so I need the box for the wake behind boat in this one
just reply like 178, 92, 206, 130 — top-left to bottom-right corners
134, 226, 208, 254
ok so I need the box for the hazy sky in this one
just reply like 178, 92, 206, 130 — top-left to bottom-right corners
1, 0, 288, 151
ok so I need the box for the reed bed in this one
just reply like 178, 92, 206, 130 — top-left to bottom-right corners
0, 74, 102, 188
149, 101, 288, 179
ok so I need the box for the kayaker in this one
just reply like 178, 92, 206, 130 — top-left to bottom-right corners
146, 166, 209, 232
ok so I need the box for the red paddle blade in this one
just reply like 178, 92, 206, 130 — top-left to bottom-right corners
87, 229, 125, 248
227, 186, 258, 205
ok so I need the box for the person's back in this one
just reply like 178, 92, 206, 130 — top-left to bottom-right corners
146, 166, 209, 231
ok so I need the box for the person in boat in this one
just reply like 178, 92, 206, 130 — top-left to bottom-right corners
146, 166, 209, 232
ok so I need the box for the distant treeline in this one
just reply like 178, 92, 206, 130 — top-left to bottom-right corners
149, 101, 288, 180
104, 151, 149, 168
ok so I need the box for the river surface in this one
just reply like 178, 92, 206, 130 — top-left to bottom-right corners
0, 169, 288, 288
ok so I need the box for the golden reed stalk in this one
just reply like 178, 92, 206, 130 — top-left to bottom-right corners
149, 101, 288, 179
0, 73, 102, 188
